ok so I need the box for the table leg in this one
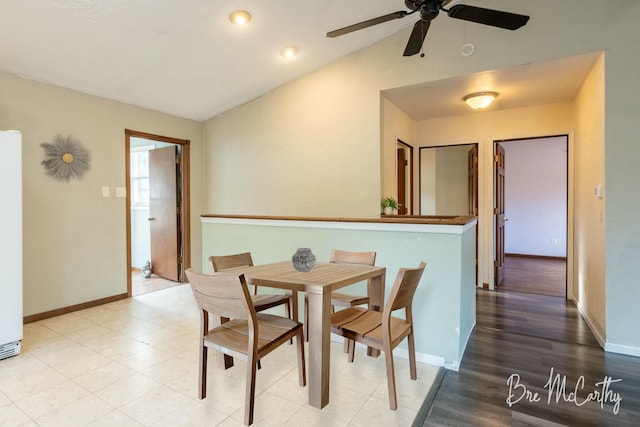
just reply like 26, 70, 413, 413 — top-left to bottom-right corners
366, 272, 385, 357
307, 290, 331, 409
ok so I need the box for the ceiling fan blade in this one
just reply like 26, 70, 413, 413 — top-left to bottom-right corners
403, 20, 431, 57
327, 10, 408, 37
447, 4, 529, 30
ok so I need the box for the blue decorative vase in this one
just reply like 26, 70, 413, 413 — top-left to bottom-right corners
292, 248, 316, 272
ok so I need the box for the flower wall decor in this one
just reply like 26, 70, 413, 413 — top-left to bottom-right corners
41, 135, 91, 181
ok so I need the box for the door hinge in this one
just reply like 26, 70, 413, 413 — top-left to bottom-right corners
176, 155, 181, 164
177, 256, 183, 264
494, 207, 499, 214
494, 260, 498, 268
177, 207, 182, 215
494, 154, 499, 162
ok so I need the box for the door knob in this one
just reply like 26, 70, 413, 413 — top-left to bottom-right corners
148, 217, 156, 221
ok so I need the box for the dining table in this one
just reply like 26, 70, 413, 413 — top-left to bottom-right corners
216, 260, 386, 409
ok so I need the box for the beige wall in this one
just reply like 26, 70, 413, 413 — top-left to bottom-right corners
381, 98, 416, 207
574, 55, 606, 342
205, 58, 385, 218
0, 71, 204, 316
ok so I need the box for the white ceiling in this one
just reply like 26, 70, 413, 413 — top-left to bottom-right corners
383, 52, 601, 120
0, 1, 599, 123
0, 0, 418, 122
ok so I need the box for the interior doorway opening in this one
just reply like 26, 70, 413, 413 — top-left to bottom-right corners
493, 135, 568, 298
125, 129, 191, 297
396, 140, 413, 215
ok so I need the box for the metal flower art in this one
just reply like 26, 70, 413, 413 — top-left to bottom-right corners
41, 135, 91, 181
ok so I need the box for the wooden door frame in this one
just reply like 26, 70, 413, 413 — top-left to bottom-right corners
492, 135, 569, 296
125, 129, 191, 297
493, 143, 506, 288
396, 140, 414, 215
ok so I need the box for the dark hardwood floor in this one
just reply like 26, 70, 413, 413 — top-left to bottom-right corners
500, 255, 567, 297
417, 271, 640, 426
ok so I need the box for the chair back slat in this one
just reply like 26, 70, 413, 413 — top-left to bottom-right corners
209, 252, 254, 272
330, 249, 376, 266
386, 262, 427, 314
186, 269, 254, 321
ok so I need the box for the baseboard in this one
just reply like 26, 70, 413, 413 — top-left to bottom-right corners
24, 293, 129, 324
574, 299, 606, 348
604, 342, 640, 358
505, 253, 567, 261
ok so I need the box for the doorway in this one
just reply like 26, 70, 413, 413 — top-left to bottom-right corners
396, 140, 413, 215
419, 143, 478, 216
125, 129, 191, 297
493, 135, 568, 297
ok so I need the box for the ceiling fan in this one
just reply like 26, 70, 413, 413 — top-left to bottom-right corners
327, 0, 530, 57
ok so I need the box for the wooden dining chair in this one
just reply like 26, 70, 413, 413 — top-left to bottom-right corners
186, 269, 306, 426
330, 262, 426, 410
304, 249, 376, 354
209, 252, 298, 323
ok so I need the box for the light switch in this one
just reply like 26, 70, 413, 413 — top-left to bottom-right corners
116, 187, 127, 198
101, 186, 110, 198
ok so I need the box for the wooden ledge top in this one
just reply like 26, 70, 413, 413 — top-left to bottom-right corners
201, 214, 477, 226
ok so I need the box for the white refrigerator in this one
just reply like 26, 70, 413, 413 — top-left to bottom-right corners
0, 130, 23, 360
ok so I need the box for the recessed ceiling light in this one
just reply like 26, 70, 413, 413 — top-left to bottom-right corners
280, 47, 298, 59
229, 10, 251, 25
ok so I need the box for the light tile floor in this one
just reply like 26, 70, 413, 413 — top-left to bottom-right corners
0, 285, 439, 426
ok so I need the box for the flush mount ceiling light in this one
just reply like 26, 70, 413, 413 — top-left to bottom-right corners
229, 10, 251, 25
280, 46, 298, 59
463, 92, 498, 110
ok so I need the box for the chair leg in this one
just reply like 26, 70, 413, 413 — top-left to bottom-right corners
347, 338, 355, 363
295, 329, 307, 387
383, 344, 398, 410
245, 355, 258, 426
407, 330, 417, 380
198, 343, 207, 399
303, 295, 309, 342
290, 291, 299, 322
286, 292, 298, 345
285, 298, 293, 345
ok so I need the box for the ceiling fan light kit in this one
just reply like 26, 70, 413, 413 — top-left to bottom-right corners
327, 0, 529, 57
463, 92, 498, 110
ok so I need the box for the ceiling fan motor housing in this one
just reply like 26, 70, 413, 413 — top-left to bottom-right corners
406, 0, 442, 20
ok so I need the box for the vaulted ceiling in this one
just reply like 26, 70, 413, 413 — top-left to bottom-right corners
0, 1, 598, 122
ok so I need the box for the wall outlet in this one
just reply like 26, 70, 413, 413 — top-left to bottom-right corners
101, 186, 110, 198
116, 187, 126, 198
551, 238, 559, 246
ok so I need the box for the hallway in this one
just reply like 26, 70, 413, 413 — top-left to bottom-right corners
419, 290, 640, 426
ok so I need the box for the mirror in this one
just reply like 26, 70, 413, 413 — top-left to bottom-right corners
419, 144, 478, 216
